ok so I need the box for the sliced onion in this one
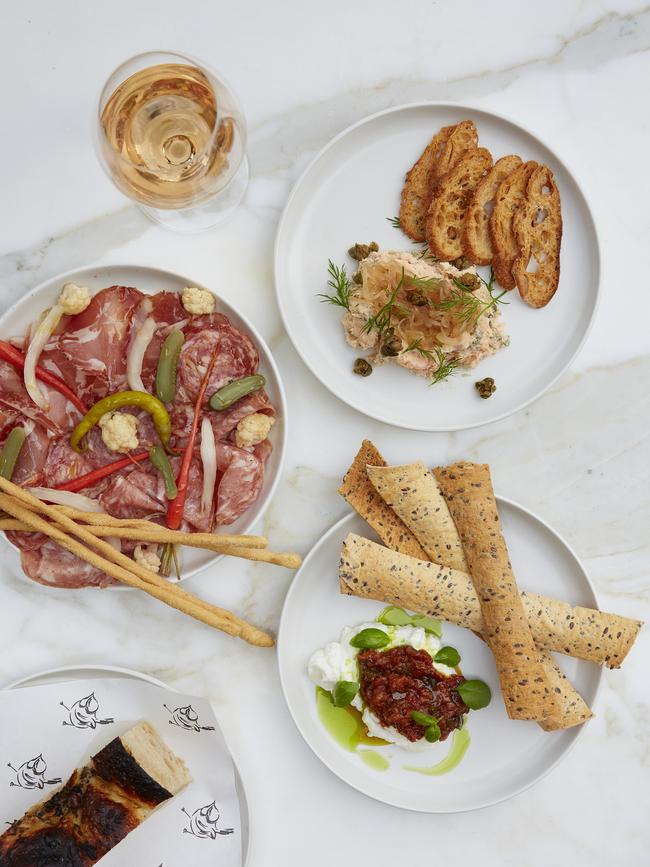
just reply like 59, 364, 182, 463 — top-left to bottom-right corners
27, 487, 121, 551
127, 305, 157, 393
199, 417, 217, 516
23, 305, 64, 410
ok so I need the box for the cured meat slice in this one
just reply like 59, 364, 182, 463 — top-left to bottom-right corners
1, 421, 51, 487
99, 468, 166, 519
177, 322, 258, 404
0, 362, 73, 434
19, 539, 109, 588
209, 388, 274, 440
137, 291, 188, 392
216, 443, 264, 525
41, 286, 143, 404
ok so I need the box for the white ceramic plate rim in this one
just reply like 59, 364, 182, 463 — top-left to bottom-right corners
277, 499, 603, 813
274, 101, 601, 432
0, 264, 287, 586
3, 663, 252, 866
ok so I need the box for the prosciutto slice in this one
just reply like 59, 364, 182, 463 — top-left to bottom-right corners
19, 539, 109, 588
40, 286, 143, 405
0, 361, 75, 434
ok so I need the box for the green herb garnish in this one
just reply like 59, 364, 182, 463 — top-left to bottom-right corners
318, 260, 352, 310
433, 269, 507, 324
349, 628, 390, 650
377, 606, 442, 637
410, 711, 441, 742
362, 271, 407, 339
433, 646, 461, 667
331, 680, 359, 707
386, 215, 402, 229
457, 679, 491, 710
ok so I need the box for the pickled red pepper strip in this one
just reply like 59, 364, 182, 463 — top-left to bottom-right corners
0, 340, 87, 415
166, 341, 221, 530
70, 391, 172, 453
55, 452, 150, 492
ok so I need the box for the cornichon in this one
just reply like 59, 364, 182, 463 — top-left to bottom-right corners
349, 628, 390, 650
331, 680, 359, 707
0, 427, 26, 480
156, 330, 185, 404
149, 445, 178, 500
209, 374, 265, 411
70, 391, 172, 453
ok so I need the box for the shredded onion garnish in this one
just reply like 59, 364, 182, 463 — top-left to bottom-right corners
200, 417, 217, 516
27, 486, 121, 551
127, 300, 156, 393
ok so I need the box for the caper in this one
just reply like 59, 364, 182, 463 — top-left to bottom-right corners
406, 289, 428, 306
380, 335, 402, 357
475, 377, 496, 399
457, 273, 481, 292
348, 241, 379, 261
452, 256, 471, 270
352, 270, 363, 284
353, 358, 373, 377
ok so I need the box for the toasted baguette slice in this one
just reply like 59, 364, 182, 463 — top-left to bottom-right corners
0, 721, 191, 866
432, 119, 479, 185
425, 148, 493, 261
512, 165, 562, 307
399, 125, 455, 241
489, 160, 537, 289
462, 154, 523, 264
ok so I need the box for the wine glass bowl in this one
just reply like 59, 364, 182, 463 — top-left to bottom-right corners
96, 51, 248, 231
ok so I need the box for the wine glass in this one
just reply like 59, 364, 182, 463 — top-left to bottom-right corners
96, 50, 248, 232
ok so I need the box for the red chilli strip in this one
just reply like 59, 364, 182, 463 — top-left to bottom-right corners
55, 451, 150, 493
0, 340, 87, 415
166, 340, 221, 530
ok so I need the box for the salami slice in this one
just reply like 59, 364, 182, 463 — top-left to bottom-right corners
177, 323, 258, 404
19, 539, 109, 588
216, 443, 265, 525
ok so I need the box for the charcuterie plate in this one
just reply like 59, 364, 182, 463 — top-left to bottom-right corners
0, 265, 286, 588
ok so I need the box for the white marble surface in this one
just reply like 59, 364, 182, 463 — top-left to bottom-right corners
1, 1, 649, 864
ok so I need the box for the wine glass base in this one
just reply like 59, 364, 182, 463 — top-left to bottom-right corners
138, 154, 249, 233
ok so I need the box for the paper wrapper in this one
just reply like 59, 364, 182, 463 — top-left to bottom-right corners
0, 677, 241, 866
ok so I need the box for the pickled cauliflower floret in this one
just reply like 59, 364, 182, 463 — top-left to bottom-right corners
59, 282, 91, 315
234, 412, 274, 449
98, 411, 139, 453
181, 286, 216, 315
134, 544, 161, 574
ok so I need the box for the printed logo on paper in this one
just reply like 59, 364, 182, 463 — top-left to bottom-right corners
7, 754, 62, 789
164, 703, 215, 733
60, 692, 114, 729
182, 801, 234, 839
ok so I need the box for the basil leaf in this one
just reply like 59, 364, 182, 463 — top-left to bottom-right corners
377, 606, 412, 627
331, 680, 359, 707
350, 628, 390, 650
411, 710, 436, 727
410, 614, 443, 637
434, 646, 461, 667
425, 721, 441, 742
457, 679, 492, 710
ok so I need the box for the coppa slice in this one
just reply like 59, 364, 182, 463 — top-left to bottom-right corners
434, 462, 559, 722
0, 721, 190, 866
463, 154, 523, 265
425, 148, 493, 261
512, 164, 563, 308
399, 124, 455, 241
489, 160, 537, 290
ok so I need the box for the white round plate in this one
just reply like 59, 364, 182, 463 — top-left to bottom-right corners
0, 264, 286, 586
274, 103, 600, 431
4, 664, 251, 865
277, 502, 602, 812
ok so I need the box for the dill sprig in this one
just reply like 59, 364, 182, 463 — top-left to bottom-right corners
318, 260, 352, 310
386, 215, 402, 229
416, 243, 439, 261
362, 271, 408, 338
401, 338, 458, 385
434, 269, 507, 324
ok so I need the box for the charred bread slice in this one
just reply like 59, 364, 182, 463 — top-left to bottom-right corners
0, 721, 191, 867
462, 154, 523, 265
399, 125, 455, 241
425, 148, 493, 261
489, 160, 538, 290
512, 165, 562, 307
